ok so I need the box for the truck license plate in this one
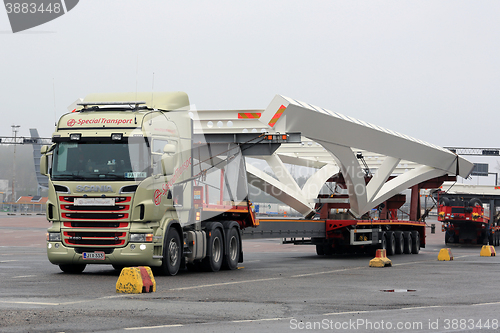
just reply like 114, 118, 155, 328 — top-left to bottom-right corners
82, 252, 105, 260
74, 198, 115, 206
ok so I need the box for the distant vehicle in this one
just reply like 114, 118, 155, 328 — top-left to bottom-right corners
437, 194, 500, 245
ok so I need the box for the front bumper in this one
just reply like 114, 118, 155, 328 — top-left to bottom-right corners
47, 242, 162, 267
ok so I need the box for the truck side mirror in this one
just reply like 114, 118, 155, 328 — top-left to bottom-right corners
161, 144, 177, 176
40, 145, 50, 176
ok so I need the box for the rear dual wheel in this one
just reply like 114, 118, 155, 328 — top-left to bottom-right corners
222, 227, 240, 270
202, 228, 223, 272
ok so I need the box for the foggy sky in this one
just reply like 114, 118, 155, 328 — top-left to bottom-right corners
1, 0, 499, 151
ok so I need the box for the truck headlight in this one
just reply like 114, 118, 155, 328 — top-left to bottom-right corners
47, 232, 61, 242
130, 233, 153, 243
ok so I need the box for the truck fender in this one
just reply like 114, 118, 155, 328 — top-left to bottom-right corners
203, 222, 224, 259
222, 221, 243, 263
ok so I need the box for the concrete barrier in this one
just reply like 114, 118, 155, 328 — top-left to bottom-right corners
438, 248, 453, 261
369, 249, 392, 267
116, 266, 156, 294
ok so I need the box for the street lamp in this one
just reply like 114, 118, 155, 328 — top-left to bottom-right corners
11, 124, 20, 203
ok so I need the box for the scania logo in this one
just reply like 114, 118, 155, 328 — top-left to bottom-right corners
76, 185, 113, 192
67, 119, 76, 127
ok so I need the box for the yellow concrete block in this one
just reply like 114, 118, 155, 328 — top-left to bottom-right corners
369, 257, 392, 267
480, 245, 496, 257
438, 248, 453, 261
116, 266, 156, 294
369, 249, 392, 267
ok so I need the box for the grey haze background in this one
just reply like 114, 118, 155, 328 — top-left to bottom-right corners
1, 1, 499, 149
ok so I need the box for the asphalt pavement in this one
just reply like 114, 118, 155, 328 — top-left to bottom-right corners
1, 214, 499, 332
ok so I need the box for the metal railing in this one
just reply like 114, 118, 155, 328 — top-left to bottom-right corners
0, 203, 46, 214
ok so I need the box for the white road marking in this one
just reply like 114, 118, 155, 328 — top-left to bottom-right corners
124, 324, 183, 330
0, 301, 60, 306
12, 275, 37, 278
232, 317, 293, 323
167, 277, 282, 291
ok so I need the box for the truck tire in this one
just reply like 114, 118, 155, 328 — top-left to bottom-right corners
394, 231, 404, 254
222, 227, 240, 270
386, 231, 396, 256
59, 264, 86, 274
439, 197, 450, 206
159, 227, 181, 276
403, 231, 412, 254
411, 231, 420, 254
202, 228, 223, 272
469, 198, 482, 207
316, 245, 325, 255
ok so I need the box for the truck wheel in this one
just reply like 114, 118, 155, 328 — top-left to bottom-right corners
411, 231, 420, 254
394, 231, 404, 254
59, 264, 86, 274
222, 227, 240, 270
316, 245, 325, 255
403, 231, 412, 254
159, 228, 181, 276
386, 231, 396, 256
439, 197, 450, 206
202, 228, 223, 272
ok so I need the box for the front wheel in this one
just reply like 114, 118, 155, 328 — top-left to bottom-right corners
59, 264, 86, 274
202, 228, 223, 272
158, 227, 181, 276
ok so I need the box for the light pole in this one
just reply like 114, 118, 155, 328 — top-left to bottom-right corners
11, 125, 20, 203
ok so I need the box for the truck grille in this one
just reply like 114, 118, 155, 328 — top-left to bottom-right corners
60, 196, 131, 247
64, 231, 126, 246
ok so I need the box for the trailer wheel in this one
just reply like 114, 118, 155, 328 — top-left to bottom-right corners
403, 231, 412, 254
394, 231, 404, 254
316, 245, 325, 255
411, 231, 420, 254
202, 228, 223, 272
386, 231, 396, 256
59, 264, 86, 274
158, 227, 181, 276
222, 227, 240, 270
379, 232, 387, 250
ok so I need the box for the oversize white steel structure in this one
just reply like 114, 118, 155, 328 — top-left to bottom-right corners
192, 95, 474, 218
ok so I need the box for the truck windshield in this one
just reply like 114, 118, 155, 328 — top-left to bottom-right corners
51, 140, 150, 181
